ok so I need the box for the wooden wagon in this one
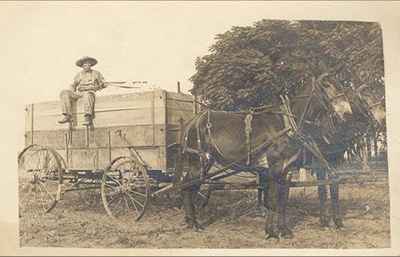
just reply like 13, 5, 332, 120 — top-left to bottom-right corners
18, 87, 388, 224
18, 89, 196, 220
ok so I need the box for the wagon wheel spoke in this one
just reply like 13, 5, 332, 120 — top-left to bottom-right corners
112, 197, 126, 215
126, 192, 145, 208
104, 173, 123, 186
38, 181, 56, 202
127, 189, 147, 198
123, 196, 130, 211
126, 193, 140, 213
36, 181, 48, 212
101, 156, 150, 221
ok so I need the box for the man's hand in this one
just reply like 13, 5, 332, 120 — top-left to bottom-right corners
100, 83, 108, 89
78, 85, 97, 92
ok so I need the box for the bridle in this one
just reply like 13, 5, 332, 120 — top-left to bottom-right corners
291, 74, 351, 132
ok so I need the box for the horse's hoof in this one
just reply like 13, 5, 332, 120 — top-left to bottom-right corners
182, 221, 204, 232
255, 206, 268, 217
334, 219, 344, 229
265, 228, 281, 240
194, 226, 204, 232
265, 233, 280, 241
181, 222, 196, 230
192, 222, 205, 232
320, 220, 330, 228
280, 227, 294, 239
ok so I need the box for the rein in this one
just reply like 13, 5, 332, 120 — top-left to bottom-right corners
182, 74, 348, 180
297, 76, 317, 131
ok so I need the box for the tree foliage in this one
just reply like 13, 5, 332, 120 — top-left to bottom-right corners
190, 20, 384, 111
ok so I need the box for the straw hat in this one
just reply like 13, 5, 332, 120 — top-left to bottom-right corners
75, 56, 98, 67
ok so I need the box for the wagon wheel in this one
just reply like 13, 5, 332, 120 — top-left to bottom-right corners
18, 145, 64, 218
101, 156, 150, 221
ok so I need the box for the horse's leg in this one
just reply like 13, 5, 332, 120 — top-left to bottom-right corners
256, 168, 268, 215
264, 164, 285, 239
180, 153, 203, 231
316, 167, 330, 227
257, 173, 263, 208
278, 177, 293, 238
182, 187, 203, 230
199, 157, 215, 208
264, 174, 279, 239
257, 171, 265, 211
329, 178, 344, 228
263, 175, 269, 209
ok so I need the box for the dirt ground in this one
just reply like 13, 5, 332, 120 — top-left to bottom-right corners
19, 173, 390, 249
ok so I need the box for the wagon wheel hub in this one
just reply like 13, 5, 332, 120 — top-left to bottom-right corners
120, 179, 133, 193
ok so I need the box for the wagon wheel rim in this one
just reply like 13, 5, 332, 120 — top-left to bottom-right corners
18, 145, 64, 218
101, 156, 150, 221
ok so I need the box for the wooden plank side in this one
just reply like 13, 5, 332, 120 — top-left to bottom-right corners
166, 93, 194, 125
31, 107, 169, 131
24, 146, 166, 171
165, 92, 194, 171
108, 147, 165, 170
106, 125, 166, 148
153, 89, 167, 125
166, 91, 195, 103
25, 125, 166, 149
167, 109, 194, 124
33, 91, 156, 115
69, 148, 99, 170
25, 131, 67, 149
27, 90, 171, 131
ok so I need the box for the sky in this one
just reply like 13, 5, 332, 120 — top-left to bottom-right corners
1, 2, 400, 225
0, 2, 282, 103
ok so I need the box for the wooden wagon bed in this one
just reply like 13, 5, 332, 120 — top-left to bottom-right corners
24, 89, 195, 171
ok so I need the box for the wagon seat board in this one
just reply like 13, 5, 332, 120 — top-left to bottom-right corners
24, 89, 195, 171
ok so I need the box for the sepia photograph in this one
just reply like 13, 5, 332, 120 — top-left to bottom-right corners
1, 1, 399, 255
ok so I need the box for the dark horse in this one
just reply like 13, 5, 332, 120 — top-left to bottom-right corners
177, 74, 353, 239
302, 81, 386, 229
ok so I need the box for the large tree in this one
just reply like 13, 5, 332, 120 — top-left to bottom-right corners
190, 20, 384, 111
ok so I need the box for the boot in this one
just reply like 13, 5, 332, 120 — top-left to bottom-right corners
82, 114, 93, 126
58, 114, 72, 124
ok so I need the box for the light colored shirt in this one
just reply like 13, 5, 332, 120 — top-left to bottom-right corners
71, 69, 105, 92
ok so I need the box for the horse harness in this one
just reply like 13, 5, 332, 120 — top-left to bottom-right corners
182, 75, 346, 180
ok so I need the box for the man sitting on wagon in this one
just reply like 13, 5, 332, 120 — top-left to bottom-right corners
58, 56, 106, 126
